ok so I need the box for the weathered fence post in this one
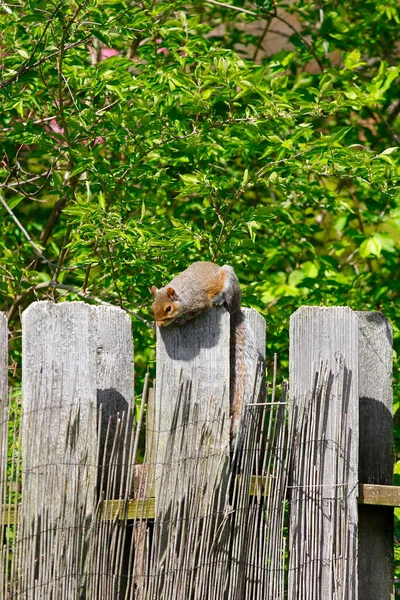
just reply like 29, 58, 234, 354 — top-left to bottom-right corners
0, 313, 6, 403
151, 307, 231, 597
0, 311, 7, 441
289, 306, 360, 599
151, 305, 266, 598
154, 307, 266, 508
154, 306, 231, 514
0, 313, 8, 558
356, 312, 393, 600
242, 307, 266, 357
20, 301, 134, 595
227, 307, 266, 600
289, 306, 394, 600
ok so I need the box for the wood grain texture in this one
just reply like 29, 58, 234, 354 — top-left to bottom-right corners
153, 307, 231, 596
154, 306, 231, 513
227, 308, 267, 600
242, 307, 266, 359
153, 307, 265, 513
0, 313, 8, 571
21, 301, 134, 521
359, 484, 399, 506
289, 306, 359, 600
0, 313, 6, 407
356, 311, 393, 600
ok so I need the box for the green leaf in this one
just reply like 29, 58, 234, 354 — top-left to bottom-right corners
267, 135, 283, 144
359, 237, 382, 258
7, 195, 24, 209
246, 220, 260, 242
91, 29, 112, 46
140, 200, 146, 221
288, 270, 304, 286
98, 191, 106, 210
344, 49, 364, 70
16, 48, 30, 60
331, 127, 352, 143
379, 147, 399, 156
12, 98, 24, 118
180, 174, 199, 185
302, 261, 319, 278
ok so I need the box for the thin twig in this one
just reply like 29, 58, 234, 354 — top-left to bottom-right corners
0, 190, 45, 258
0, 35, 92, 90
0, 190, 90, 272
273, 13, 323, 71
203, 0, 257, 16
252, 16, 274, 62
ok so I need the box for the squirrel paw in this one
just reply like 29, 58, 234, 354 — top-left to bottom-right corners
212, 293, 227, 308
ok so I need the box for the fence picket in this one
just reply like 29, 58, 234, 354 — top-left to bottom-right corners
0, 312, 8, 596
289, 306, 360, 600
357, 311, 393, 600
20, 301, 134, 596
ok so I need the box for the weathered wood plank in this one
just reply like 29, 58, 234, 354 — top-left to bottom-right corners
227, 308, 267, 600
242, 307, 266, 360
152, 306, 231, 597
359, 484, 398, 507
0, 312, 8, 594
356, 311, 393, 600
0, 313, 7, 481
153, 307, 265, 510
154, 306, 231, 511
145, 387, 156, 498
22, 301, 134, 515
20, 301, 134, 596
289, 306, 359, 600
0, 313, 6, 406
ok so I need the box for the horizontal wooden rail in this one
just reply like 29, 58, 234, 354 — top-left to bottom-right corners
358, 484, 400, 506
1, 483, 399, 525
0, 498, 156, 525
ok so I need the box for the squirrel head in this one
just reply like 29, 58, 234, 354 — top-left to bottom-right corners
151, 285, 182, 327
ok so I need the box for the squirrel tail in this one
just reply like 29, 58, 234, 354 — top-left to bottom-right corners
230, 310, 264, 443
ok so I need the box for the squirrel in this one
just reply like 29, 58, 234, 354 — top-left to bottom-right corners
151, 261, 263, 441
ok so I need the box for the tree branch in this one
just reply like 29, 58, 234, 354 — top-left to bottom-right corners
252, 15, 274, 62
273, 13, 324, 71
203, 0, 257, 16
0, 190, 92, 272
0, 190, 45, 258
0, 35, 92, 90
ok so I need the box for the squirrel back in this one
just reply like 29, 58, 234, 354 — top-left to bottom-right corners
151, 261, 241, 328
151, 261, 263, 440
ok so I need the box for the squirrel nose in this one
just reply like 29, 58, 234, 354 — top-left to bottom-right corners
156, 321, 165, 328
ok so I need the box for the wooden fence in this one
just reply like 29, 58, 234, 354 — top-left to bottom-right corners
0, 301, 395, 599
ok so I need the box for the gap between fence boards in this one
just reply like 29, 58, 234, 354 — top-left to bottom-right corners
0, 483, 398, 525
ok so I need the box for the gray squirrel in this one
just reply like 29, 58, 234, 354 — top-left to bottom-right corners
151, 261, 262, 439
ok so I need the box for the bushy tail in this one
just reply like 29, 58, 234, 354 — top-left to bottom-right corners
230, 310, 265, 443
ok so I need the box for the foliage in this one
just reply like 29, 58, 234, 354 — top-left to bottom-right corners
1, 0, 400, 574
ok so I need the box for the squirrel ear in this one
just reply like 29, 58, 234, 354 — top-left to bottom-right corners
166, 287, 177, 300
150, 286, 158, 295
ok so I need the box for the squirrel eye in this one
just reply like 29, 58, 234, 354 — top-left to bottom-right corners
165, 305, 172, 313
